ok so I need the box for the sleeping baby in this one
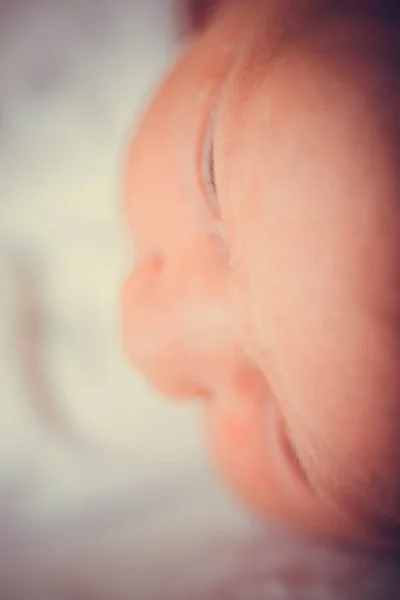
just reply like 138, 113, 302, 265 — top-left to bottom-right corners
123, 0, 400, 548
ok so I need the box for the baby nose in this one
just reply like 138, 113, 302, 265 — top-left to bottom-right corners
123, 251, 227, 399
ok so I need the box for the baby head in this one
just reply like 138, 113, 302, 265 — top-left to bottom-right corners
123, 0, 400, 547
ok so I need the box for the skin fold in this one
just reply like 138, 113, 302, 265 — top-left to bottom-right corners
123, 0, 400, 547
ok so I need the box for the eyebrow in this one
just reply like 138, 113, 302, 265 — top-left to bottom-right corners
181, 0, 227, 34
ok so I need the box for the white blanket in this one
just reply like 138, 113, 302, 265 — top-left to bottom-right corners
0, 1, 250, 596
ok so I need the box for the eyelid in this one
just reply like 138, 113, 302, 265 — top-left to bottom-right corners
201, 104, 219, 214
196, 39, 239, 222
198, 85, 223, 219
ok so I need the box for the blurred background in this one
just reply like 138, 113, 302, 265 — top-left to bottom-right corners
0, 1, 400, 598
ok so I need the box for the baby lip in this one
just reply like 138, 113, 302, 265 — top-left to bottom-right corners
155, 379, 212, 401
177, 383, 212, 400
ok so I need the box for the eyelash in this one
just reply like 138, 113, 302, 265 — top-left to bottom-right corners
201, 108, 220, 217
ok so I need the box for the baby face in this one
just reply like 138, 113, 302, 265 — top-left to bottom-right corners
123, 0, 400, 546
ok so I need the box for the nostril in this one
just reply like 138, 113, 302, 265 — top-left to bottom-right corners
137, 252, 164, 277
126, 252, 164, 303
146, 252, 164, 275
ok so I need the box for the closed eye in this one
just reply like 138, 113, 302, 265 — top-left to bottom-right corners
201, 106, 220, 217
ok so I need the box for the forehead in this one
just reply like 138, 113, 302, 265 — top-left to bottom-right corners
215, 0, 400, 242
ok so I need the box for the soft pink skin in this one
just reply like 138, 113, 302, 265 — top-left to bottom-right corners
123, 0, 400, 547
